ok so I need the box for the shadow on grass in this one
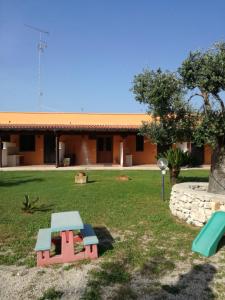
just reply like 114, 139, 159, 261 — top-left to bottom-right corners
140, 257, 216, 299
178, 176, 209, 183
22, 204, 54, 214
159, 263, 216, 299
0, 177, 44, 187
94, 226, 114, 256
217, 235, 225, 252
32, 204, 54, 213
83, 253, 216, 300
141, 256, 175, 278
82, 259, 130, 299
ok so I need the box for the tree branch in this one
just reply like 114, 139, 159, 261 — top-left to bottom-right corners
201, 91, 212, 114
214, 94, 225, 112
187, 93, 203, 102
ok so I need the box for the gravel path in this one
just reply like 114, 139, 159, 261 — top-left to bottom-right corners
0, 263, 94, 300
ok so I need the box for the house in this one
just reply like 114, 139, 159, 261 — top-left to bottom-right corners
0, 112, 211, 168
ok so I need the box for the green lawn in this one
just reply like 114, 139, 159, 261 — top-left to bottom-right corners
0, 169, 211, 298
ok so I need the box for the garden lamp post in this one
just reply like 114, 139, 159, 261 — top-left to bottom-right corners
157, 158, 168, 201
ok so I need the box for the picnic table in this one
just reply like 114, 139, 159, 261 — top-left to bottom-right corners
34, 211, 98, 267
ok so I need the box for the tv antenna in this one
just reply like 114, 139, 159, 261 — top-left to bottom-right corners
25, 24, 49, 111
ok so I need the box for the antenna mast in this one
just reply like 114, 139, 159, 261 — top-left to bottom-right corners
25, 24, 49, 111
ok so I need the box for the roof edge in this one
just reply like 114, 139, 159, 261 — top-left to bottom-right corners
0, 111, 148, 115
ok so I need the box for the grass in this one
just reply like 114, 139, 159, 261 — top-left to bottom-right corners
0, 169, 210, 298
38, 287, 63, 300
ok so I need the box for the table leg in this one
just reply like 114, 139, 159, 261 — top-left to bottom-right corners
61, 231, 74, 261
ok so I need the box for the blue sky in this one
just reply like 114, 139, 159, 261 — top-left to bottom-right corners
0, 0, 225, 113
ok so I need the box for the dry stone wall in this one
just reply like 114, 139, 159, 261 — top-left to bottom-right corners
169, 182, 225, 227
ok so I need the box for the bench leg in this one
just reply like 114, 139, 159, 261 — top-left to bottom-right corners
37, 250, 50, 267
85, 244, 98, 259
61, 231, 76, 262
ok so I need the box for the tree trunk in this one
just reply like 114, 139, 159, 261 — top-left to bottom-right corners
208, 144, 225, 195
169, 168, 180, 185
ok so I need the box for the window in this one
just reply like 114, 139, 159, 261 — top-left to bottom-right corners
20, 135, 35, 152
136, 135, 144, 152
1, 134, 10, 142
97, 137, 112, 151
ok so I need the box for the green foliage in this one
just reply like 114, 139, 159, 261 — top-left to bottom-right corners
132, 69, 195, 145
158, 148, 191, 184
132, 69, 184, 117
21, 194, 40, 214
132, 42, 225, 150
39, 287, 63, 300
161, 148, 190, 170
179, 42, 225, 99
179, 42, 225, 147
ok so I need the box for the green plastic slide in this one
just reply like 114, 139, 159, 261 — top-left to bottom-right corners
192, 211, 225, 257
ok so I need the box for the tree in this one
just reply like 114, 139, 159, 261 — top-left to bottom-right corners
132, 68, 195, 183
132, 42, 225, 195
179, 42, 225, 194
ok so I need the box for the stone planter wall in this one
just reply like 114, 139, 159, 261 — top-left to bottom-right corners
169, 182, 225, 227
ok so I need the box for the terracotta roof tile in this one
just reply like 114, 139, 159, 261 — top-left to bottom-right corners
0, 112, 151, 130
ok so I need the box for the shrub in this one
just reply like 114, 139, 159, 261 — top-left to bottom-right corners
21, 194, 39, 214
161, 148, 191, 184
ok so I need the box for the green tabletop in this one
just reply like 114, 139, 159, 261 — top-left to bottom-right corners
51, 211, 84, 232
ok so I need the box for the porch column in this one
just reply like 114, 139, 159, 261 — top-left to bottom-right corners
120, 137, 126, 167
55, 133, 59, 168
0, 135, 2, 168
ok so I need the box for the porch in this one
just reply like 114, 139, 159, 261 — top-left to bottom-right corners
0, 164, 210, 171
0, 131, 157, 168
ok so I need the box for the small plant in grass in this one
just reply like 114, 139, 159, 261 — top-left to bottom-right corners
24, 256, 36, 268
39, 287, 63, 300
21, 194, 39, 214
62, 264, 75, 271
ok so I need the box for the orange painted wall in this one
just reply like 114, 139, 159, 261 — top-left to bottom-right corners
124, 135, 157, 165
60, 135, 96, 165
10, 134, 44, 165
204, 145, 212, 165
8, 133, 157, 166
60, 134, 157, 165
8, 133, 211, 166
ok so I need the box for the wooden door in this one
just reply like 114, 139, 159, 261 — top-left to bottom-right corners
44, 134, 55, 164
191, 143, 204, 166
97, 136, 113, 163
